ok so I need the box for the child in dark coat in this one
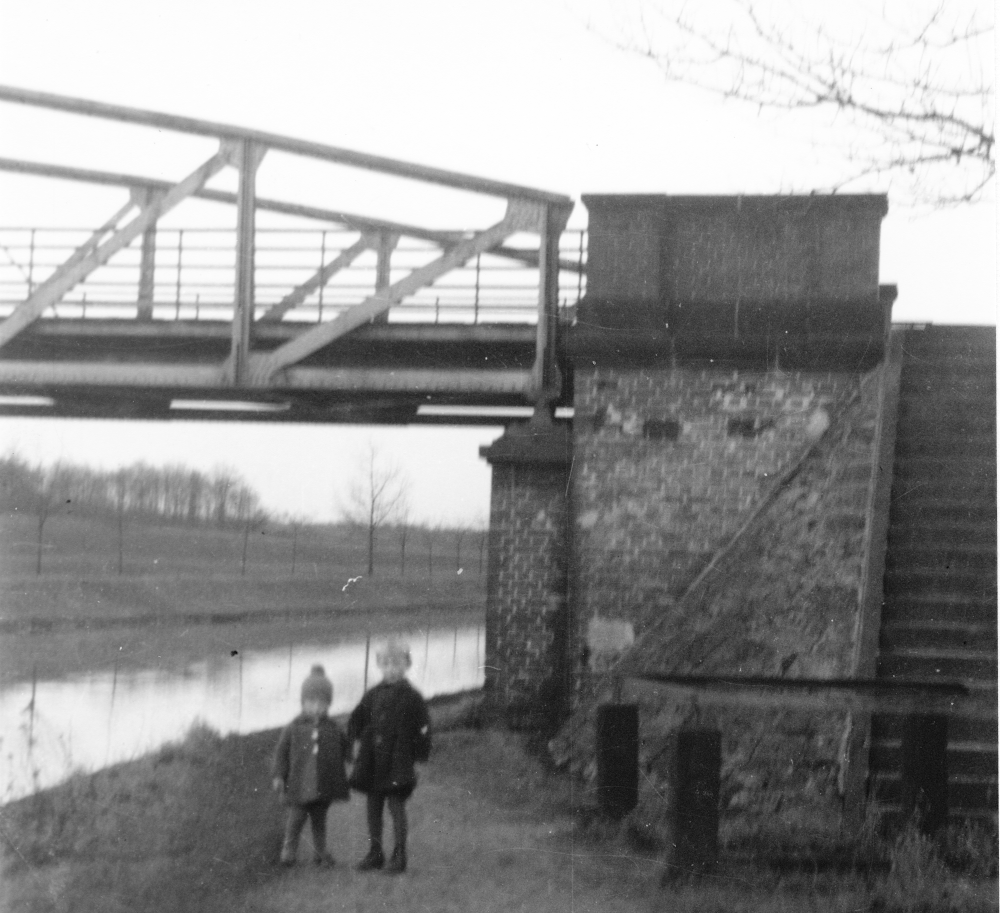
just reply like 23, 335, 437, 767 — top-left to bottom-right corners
272, 664, 350, 867
347, 641, 431, 874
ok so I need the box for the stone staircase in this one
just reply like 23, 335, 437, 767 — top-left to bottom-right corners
870, 325, 998, 823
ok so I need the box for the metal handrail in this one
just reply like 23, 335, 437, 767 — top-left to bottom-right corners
0, 227, 587, 323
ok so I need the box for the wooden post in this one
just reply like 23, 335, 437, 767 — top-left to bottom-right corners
900, 714, 949, 834
595, 703, 639, 818
662, 728, 721, 883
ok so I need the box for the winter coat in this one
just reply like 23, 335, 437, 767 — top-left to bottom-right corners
272, 713, 350, 806
347, 679, 431, 796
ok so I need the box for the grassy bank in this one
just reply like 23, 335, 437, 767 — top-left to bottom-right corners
0, 512, 485, 685
2, 706, 995, 913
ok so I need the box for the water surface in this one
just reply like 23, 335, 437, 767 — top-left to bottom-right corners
0, 624, 483, 801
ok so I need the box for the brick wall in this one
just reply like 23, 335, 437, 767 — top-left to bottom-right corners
484, 460, 570, 727
552, 362, 886, 839
572, 365, 860, 653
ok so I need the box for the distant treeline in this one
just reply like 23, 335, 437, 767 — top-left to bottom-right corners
0, 453, 267, 530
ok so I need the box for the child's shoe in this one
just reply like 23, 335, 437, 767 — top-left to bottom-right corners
313, 851, 336, 867
385, 846, 406, 874
356, 844, 385, 871
279, 846, 296, 867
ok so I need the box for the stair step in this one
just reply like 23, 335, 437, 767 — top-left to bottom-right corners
900, 372, 997, 397
884, 569, 998, 600
877, 653, 998, 681
881, 624, 997, 652
885, 546, 998, 574
895, 435, 997, 460
888, 524, 996, 548
881, 594, 998, 625
869, 743, 999, 779
872, 715, 998, 745
888, 499, 997, 526
901, 326, 997, 360
868, 776, 998, 811
893, 456, 996, 482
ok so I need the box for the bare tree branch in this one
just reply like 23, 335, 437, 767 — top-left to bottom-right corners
340, 442, 409, 576
594, 0, 994, 204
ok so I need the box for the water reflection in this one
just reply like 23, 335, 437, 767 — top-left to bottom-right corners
0, 624, 484, 802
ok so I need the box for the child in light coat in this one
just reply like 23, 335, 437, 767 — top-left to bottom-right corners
348, 642, 431, 874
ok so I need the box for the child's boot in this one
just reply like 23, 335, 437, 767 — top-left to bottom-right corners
385, 845, 407, 874
356, 842, 385, 871
279, 844, 296, 867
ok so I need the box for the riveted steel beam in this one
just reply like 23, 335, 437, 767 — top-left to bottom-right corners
0, 84, 572, 206
250, 200, 543, 383
0, 359, 533, 396
258, 234, 376, 323
0, 146, 233, 350
0, 156, 582, 271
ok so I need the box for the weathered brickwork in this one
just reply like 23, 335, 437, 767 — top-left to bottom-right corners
484, 461, 570, 727
573, 365, 860, 650
552, 363, 886, 839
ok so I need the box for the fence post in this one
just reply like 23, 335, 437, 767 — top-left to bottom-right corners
595, 703, 639, 818
900, 713, 949, 834
662, 728, 721, 883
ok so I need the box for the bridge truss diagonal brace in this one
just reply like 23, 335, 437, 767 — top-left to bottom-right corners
250, 198, 547, 385
257, 233, 377, 323
0, 145, 236, 351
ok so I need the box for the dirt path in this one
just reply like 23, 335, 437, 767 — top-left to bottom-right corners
238, 728, 663, 913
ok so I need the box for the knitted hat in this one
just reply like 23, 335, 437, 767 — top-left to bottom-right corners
376, 641, 412, 670
301, 664, 333, 704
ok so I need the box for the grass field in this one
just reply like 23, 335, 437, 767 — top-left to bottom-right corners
0, 513, 485, 684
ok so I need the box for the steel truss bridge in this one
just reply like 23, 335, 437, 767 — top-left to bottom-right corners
0, 86, 584, 425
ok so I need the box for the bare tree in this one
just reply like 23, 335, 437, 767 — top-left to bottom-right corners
240, 508, 268, 576
208, 467, 236, 528
595, 1, 994, 203
34, 463, 64, 575
113, 468, 128, 575
395, 492, 412, 577
421, 522, 441, 578
453, 526, 468, 573
341, 443, 408, 576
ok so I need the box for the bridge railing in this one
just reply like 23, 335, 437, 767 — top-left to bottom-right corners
0, 227, 587, 325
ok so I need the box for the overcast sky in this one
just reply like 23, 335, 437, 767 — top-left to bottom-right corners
0, 0, 994, 526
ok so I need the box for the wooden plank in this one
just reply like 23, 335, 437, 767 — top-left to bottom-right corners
842, 325, 904, 824
0, 84, 573, 205
626, 674, 989, 718
0, 148, 231, 349
252, 214, 521, 381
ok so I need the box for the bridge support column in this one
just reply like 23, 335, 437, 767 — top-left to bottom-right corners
480, 416, 572, 730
